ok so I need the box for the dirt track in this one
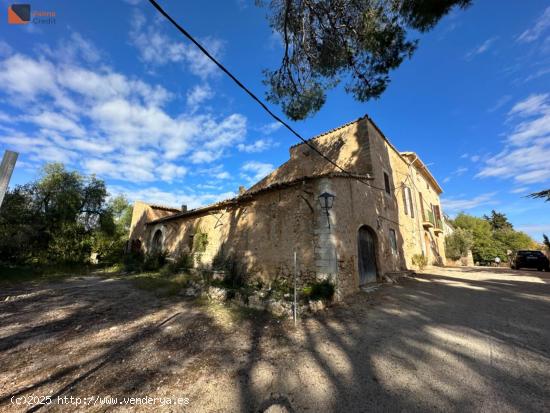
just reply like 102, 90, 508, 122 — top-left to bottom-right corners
1, 267, 549, 412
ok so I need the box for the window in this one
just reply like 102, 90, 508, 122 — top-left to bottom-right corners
401, 186, 415, 218
389, 229, 397, 254
383, 172, 391, 195
407, 187, 415, 218
402, 187, 409, 215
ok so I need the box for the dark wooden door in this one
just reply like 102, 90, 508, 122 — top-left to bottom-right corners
358, 226, 377, 284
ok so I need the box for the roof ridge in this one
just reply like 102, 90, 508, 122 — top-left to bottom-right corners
149, 204, 181, 212
288, 114, 369, 149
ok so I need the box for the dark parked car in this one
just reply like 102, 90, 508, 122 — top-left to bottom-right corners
511, 250, 550, 271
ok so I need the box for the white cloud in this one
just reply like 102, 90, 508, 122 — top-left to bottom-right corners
186, 84, 214, 108
0, 37, 247, 184
0, 40, 12, 57
26, 111, 85, 137
241, 161, 274, 183
258, 122, 282, 135
129, 10, 223, 79
183, 37, 224, 79
465, 37, 498, 61
237, 138, 275, 153
188, 114, 247, 163
214, 171, 231, 180
477, 94, 550, 184
488, 95, 512, 113
109, 185, 235, 209
510, 187, 530, 194
517, 6, 550, 43
442, 166, 468, 184
508, 93, 549, 118
58, 32, 102, 64
515, 224, 550, 237
441, 192, 498, 214
454, 167, 468, 176
157, 163, 188, 182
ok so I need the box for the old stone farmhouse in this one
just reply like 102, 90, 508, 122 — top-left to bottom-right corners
129, 115, 446, 297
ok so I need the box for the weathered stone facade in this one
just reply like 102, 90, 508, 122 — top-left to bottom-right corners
129, 115, 447, 298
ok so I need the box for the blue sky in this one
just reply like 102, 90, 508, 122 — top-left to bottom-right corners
0, 0, 549, 240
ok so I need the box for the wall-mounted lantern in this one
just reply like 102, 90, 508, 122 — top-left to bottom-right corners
319, 192, 335, 228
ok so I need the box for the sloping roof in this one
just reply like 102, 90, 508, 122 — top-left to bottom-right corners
146, 171, 373, 225
288, 114, 369, 149
149, 204, 181, 213
246, 115, 374, 194
400, 152, 443, 194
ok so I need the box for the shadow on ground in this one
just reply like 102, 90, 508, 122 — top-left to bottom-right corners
0, 267, 549, 412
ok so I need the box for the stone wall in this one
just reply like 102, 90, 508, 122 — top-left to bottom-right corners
129, 116, 447, 298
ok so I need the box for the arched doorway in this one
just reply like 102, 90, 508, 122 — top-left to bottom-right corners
151, 229, 163, 254
358, 225, 378, 285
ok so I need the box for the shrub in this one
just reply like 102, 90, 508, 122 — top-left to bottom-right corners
193, 229, 209, 253
269, 277, 291, 300
142, 251, 167, 271
445, 228, 473, 260
412, 254, 428, 270
169, 252, 194, 272
301, 280, 335, 302
159, 264, 173, 277
212, 250, 247, 288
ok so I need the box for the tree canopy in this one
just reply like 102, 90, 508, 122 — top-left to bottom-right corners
445, 227, 473, 261
451, 212, 537, 263
260, 0, 472, 120
483, 210, 513, 231
528, 189, 550, 202
0, 163, 132, 265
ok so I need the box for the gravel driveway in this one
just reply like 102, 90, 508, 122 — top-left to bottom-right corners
0, 267, 549, 412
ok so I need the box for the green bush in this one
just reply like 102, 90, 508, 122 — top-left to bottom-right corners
269, 277, 291, 300
142, 251, 167, 271
193, 229, 209, 253
212, 250, 247, 288
412, 253, 428, 270
445, 228, 473, 260
301, 280, 335, 302
159, 252, 194, 276
123, 250, 144, 272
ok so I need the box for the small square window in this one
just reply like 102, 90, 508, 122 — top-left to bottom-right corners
383, 172, 391, 195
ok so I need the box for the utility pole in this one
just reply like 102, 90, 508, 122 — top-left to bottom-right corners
0, 150, 18, 209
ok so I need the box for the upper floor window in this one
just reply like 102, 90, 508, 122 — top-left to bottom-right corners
402, 186, 415, 218
383, 172, 391, 195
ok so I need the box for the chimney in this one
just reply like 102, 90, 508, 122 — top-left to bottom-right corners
239, 186, 246, 195
181, 204, 187, 212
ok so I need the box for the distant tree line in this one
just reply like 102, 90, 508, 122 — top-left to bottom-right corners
445, 210, 538, 263
0, 163, 132, 266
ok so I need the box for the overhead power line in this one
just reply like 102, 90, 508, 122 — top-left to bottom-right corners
147, 0, 388, 193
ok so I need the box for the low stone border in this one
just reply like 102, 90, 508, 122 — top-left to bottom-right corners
187, 284, 330, 318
